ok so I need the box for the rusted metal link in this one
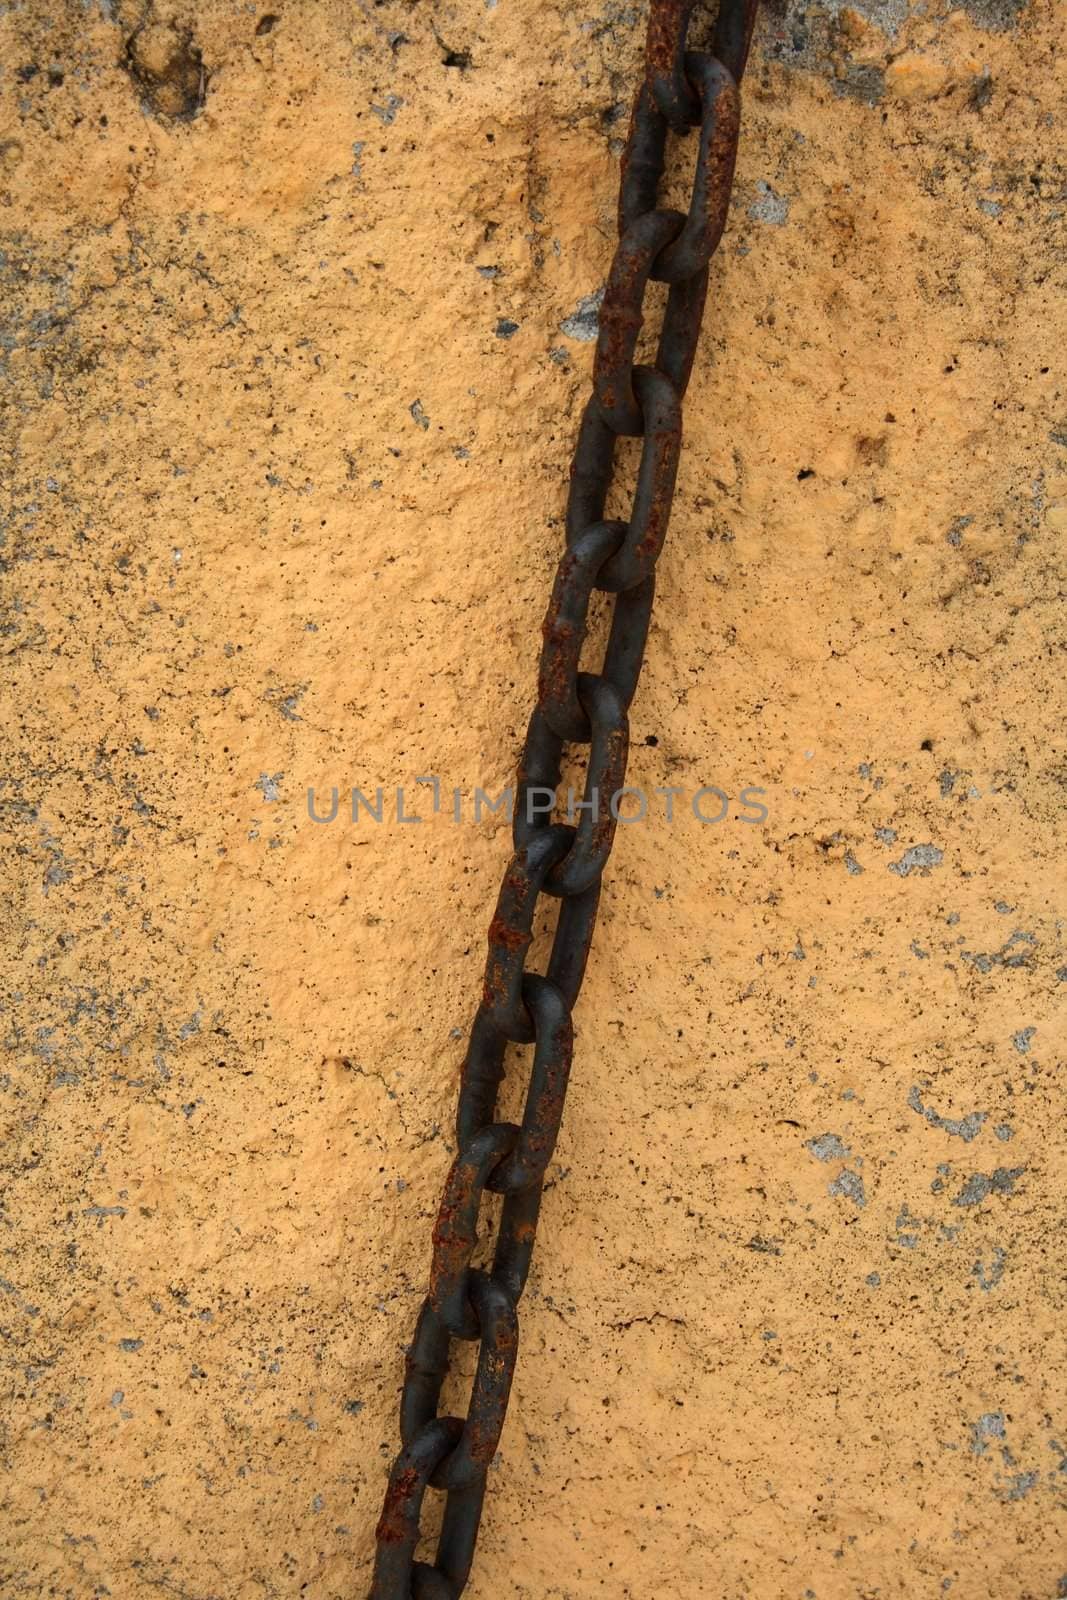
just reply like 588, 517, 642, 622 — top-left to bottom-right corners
569, 367, 682, 594
596, 367, 681, 592
712, 0, 760, 85
370, 1417, 485, 1600
483, 824, 573, 1042
594, 207, 684, 435
434, 1104, 546, 1307
400, 1274, 519, 1494
652, 54, 740, 284
486, 975, 574, 1193
514, 705, 564, 847
538, 522, 655, 744
458, 898, 598, 1145
410, 1566, 452, 1600
539, 520, 626, 742
545, 675, 629, 897
437, 1273, 518, 1490
491, 1176, 544, 1305
425, 1117, 544, 1344
656, 264, 710, 399
646, 0, 700, 131
414, 1567, 455, 1600
459, 976, 574, 1192
545, 878, 602, 1008
647, 0, 756, 131
375, 1416, 458, 1548
429, 1121, 518, 1338
601, 571, 656, 709
618, 81, 669, 236
455, 1004, 507, 1150
565, 387, 618, 546
400, 1298, 452, 1448
617, 80, 717, 393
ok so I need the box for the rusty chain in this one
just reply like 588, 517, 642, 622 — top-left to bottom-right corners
369, 2, 759, 1592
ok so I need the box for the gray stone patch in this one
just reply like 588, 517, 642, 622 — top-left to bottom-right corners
832, 63, 885, 105
266, 685, 307, 722
955, 0, 1026, 28
842, 0, 908, 34
971, 1246, 1006, 1291
996, 1470, 1039, 1501
746, 1235, 783, 1256
888, 843, 943, 877
806, 1132, 850, 1162
770, 0, 1020, 41
410, 399, 429, 430
993, 1123, 1014, 1142
894, 1205, 921, 1248
907, 1086, 987, 1143
962, 929, 1035, 974
874, 826, 897, 844
764, 0, 906, 60
969, 1412, 1005, 1454
255, 772, 283, 803
954, 1167, 1026, 1207
844, 850, 864, 875
560, 288, 604, 342
370, 94, 404, 124
749, 181, 789, 225
1011, 1026, 1035, 1054
828, 1168, 866, 1208
33, 1027, 57, 1062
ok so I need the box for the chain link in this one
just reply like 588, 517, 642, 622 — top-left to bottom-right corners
369, 2, 759, 1591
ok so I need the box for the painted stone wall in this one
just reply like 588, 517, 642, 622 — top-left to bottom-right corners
2, 1, 1064, 1596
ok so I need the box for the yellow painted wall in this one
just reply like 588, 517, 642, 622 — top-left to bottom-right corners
2, 1, 1064, 1595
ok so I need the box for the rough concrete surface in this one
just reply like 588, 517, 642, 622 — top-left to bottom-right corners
2, 0, 1065, 1596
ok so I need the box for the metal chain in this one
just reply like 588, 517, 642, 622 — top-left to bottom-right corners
369, 3, 759, 1592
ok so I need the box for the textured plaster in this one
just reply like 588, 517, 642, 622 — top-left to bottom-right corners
1, 1, 1065, 1597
